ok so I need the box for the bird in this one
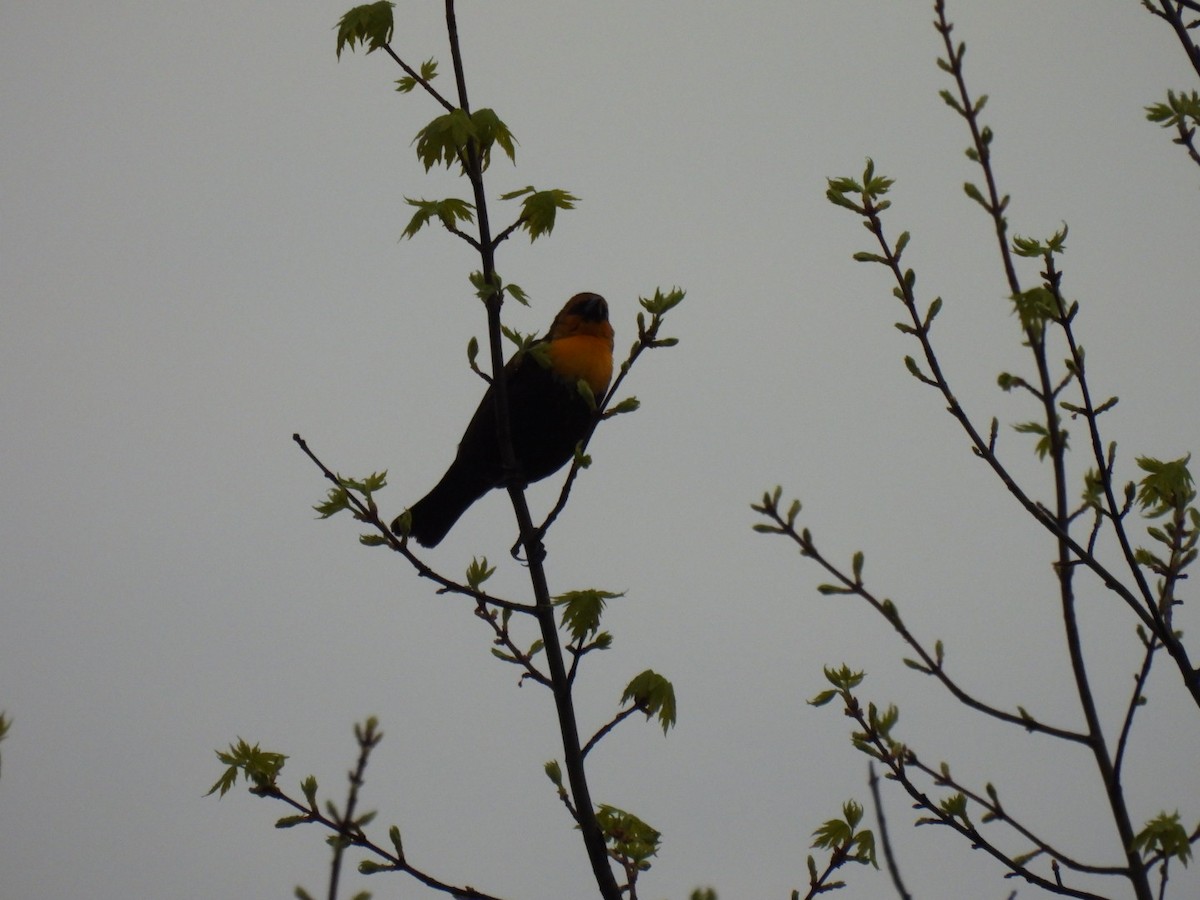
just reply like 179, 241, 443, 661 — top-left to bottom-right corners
394, 292, 614, 547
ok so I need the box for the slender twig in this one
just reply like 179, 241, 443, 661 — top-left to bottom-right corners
293, 434, 534, 614
537, 305, 672, 539
1042, 259, 1163, 627
1114, 633, 1160, 783
851, 192, 1161, 638
755, 500, 1086, 743
473, 601, 551, 687
437, 5, 621, 896
934, 8, 1151, 895
381, 45, 456, 111
867, 763, 912, 900
327, 720, 382, 900
1171, 114, 1200, 168
844, 694, 1113, 899
1153, 1, 1200, 81
799, 843, 853, 900
256, 783, 509, 900
582, 705, 643, 758
490, 215, 529, 250
904, 751, 1126, 877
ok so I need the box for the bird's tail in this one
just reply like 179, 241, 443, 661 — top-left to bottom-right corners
398, 462, 493, 548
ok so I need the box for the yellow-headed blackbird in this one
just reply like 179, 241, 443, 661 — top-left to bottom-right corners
395, 292, 614, 547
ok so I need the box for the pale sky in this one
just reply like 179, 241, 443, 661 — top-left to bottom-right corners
4, 2, 1199, 898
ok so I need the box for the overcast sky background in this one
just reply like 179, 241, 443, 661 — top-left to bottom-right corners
4, 2, 1200, 898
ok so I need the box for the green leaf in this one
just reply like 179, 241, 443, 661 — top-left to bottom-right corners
963, 181, 987, 208
817, 583, 853, 595
1146, 90, 1200, 127
395, 57, 438, 93
812, 816, 851, 850
504, 282, 530, 306
939, 88, 965, 115
822, 665, 865, 691
1136, 455, 1194, 517
554, 589, 624, 642
575, 377, 598, 411
411, 108, 517, 174
465, 557, 496, 590
413, 109, 474, 172
1130, 811, 1192, 866
940, 791, 969, 822
314, 486, 350, 519
470, 108, 518, 168
301, 775, 318, 808
1011, 233, 1044, 257
207, 739, 288, 797
826, 182, 865, 214
401, 197, 475, 239
810, 800, 877, 868
392, 508, 411, 538
335, 2, 395, 59
595, 804, 662, 863
924, 296, 942, 327
544, 759, 564, 787
503, 187, 580, 241
904, 355, 933, 384
620, 669, 678, 733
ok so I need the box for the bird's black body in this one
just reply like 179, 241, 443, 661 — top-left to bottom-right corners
397, 293, 612, 547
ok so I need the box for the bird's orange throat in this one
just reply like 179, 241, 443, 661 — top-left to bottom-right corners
545, 332, 614, 396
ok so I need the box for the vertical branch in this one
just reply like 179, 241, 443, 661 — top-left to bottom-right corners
935, 4, 1151, 895
868, 763, 912, 900
440, 4, 620, 897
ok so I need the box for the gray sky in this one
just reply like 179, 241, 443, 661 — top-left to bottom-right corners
4, 2, 1199, 898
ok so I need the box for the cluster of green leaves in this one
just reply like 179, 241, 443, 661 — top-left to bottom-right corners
414, 107, 515, 173
805, 800, 879, 896
1131, 811, 1194, 868
556, 588, 621, 644
539, 771, 666, 875
1145, 88, 1200, 164
1146, 88, 1200, 129
811, 667, 903, 766
1133, 455, 1199, 591
312, 470, 391, 546
338, 1, 582, 260
207, 738, 288, 798
595, 804, 662, 869
335, 1, 394, 59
